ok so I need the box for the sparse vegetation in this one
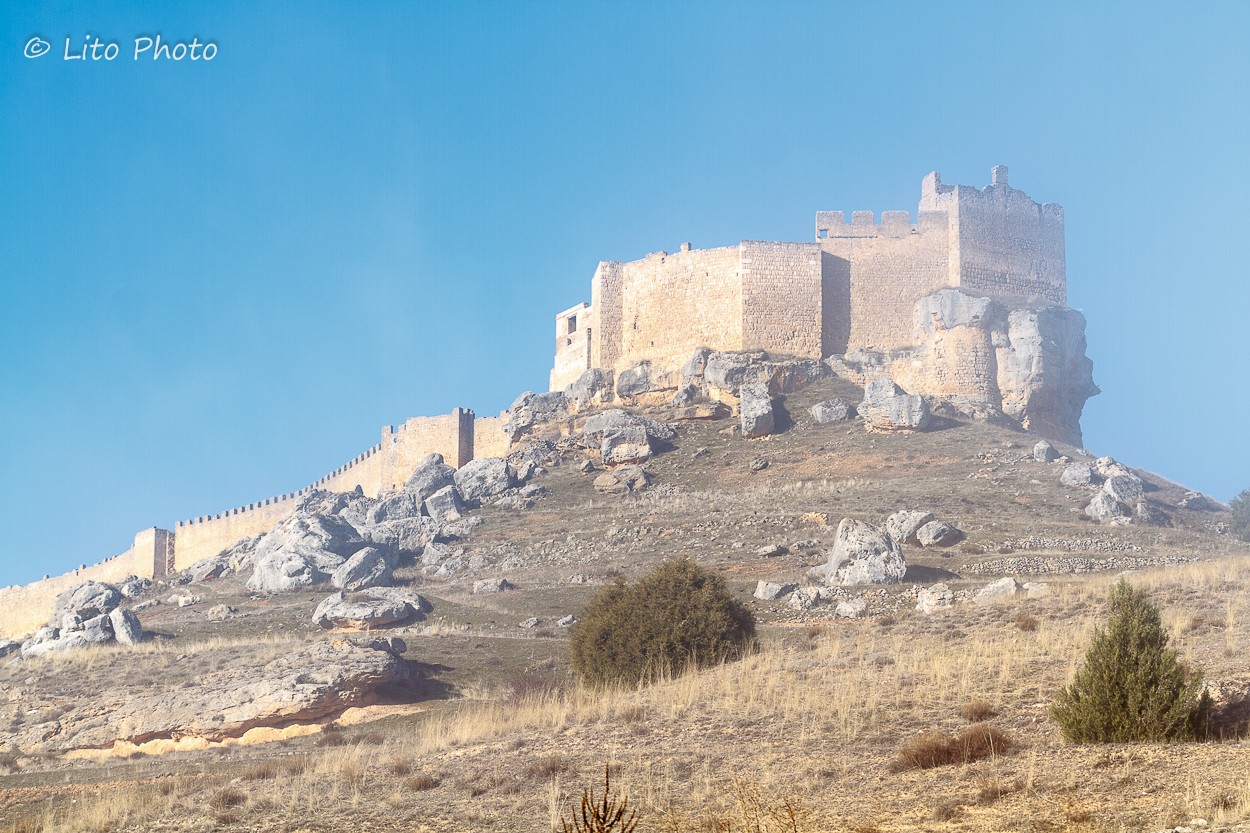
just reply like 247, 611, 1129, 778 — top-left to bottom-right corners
1051, 579, 1209, 742
561, 765, 638, 833
893, 723, 1012, 770
569, 558, 756, 687
958, 699, 997, 722
1230, 488, 1250, 542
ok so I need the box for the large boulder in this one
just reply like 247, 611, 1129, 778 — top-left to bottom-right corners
753, 581, 797, 602
583, 409, 676, 465
331, 547, 393, 592
764, 359, 829, 395
108, 608, 143, 646
405, 454, 458, 503
1033, 440, 1059, 462
810, 399, 855, 424
592, 465, 650, 495
188, 555, 230, 583
504, 391, 569, 441
704, 351, 768, 395
1086, 491, 1129, 524
566, 368, 615, 411
366, 491, 423, 525
313, 588, 427, 629
885, 511, 936, 545
50, 582, 122, 625
815, 518, 906, 586
739, 381, 775, 438
1060, 462, 1094, 487
858, 379, 930, 433
423, 485, 464, 524
454, 457, 515, 503
1103, 473, 1145, 504
615, 361, 659, 399
916, 520, 963, 548
361, 516, 437, 555
247, 551, 319, 593
916, 583, 955, 614
975, 577, 1023, 604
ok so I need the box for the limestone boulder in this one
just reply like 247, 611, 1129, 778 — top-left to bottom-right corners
366, 491, 423, 525
916, 520, 963, 548
50, 582, 122, 625
117, 576, 151, 599
21, 640, 408, 751
504, 391, 569, 441
916, 582, 955, 614
313, 589, 427, 630
615, 361, 662, 399
108, 608, 143, 646
454, 457, 515, 503
566, 367, 615, 411
404, 454, 458, 503
473, 578, 516, 595
583, 409, 676, 465
1060, 462, 1094, 487
974, 577, 1022, 604
835, 597, 868, 619
704, 351, 768, 395
188, 555, 230, 583
764, 359, 829, 395
1086, 491, 1129, 524
361, 516, 438, 556
331, 547, 393, 592
247, 551, 319, 593
859, 379, 930, 433
1103, 473, 1145, 505
592, 465, 650, 495
423, 485, 464, 524
1179, 491, 1222, 511
753, 581, 797, 602
1033, 440, 1059, 462
810, 399, 855, 424
996, 307, 1099, 446
1093, 456, 1132, 480
739, 381, 775, 438
885, 511, 936, 545
583, 409, 677, 444
816, 518, 906, 586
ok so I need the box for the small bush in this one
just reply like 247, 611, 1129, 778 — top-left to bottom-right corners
958, 699, 997, 722
208, 788, 246, 810
1051, 579, 1209, 742
1231, 489, 1250, 542
894, 724, 1011, 770
562, 764, 638, 833
1014, 612, 1039, 632
405, 773, 440, 791
569, 558, 756, 687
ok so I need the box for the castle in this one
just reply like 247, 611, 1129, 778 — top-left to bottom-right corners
550, 166, 1066, 390
0, 166, 1092, 638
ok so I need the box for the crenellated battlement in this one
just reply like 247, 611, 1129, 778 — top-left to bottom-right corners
552, 166, 1068, 386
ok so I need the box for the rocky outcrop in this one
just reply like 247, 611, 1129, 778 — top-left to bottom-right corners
405, 454, 458, 503
975, 577, 1023, 604
890, 289, 1098, 446
739, 381, 775, 438
453, 457, 515, 503
810, 398, 855, 424
313, 589, 427, 629
504, 391, 569, 441
566, 368, 615, 411
582, 409, 677, 465
858, 379, 930, 433
592, 464, 650, 495
916, 583, 955, 614
813, 518, 906, 586
885, 511, 936, 545
17, 640, 408, 751
330, 547, 393, 592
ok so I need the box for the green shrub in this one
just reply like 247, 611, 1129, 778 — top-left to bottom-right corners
569, 558, 756, 687
1230, 488, 1250, 542
1051, 579, 1209, 742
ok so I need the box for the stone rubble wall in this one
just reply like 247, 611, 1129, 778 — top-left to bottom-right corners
740, 241, 823, 358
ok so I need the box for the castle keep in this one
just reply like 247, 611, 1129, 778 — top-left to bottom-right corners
550, 167, 1066, 389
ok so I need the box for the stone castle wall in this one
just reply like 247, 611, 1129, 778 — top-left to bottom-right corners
740, 241, 823, 357
550, 167, 1068, 387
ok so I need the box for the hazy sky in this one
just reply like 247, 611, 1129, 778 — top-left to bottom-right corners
1, 1, 1247, 588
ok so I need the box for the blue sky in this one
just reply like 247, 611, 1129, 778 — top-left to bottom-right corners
1, 1, 1247, 587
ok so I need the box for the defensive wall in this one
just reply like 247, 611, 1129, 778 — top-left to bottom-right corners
551, 166, 1066, 387
0, 408, 514, 637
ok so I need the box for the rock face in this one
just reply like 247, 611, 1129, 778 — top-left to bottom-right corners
1103, 473, 1145, 505
885, 511, 936, 545
405, 454, 458, 503
504, 391, 569, 441
816, 518, 906, 586
583, 409, 676, 465
753, 581, 796, 601
331, 547, 393, 592
566, 368, 615, 411
20, 640, 408, 751
889, 289, 1098, 445
51, 582, 121, 624
739, 381, 775, 438
423, 485, 464, 524
453, 457, 514, 503
313, 588, 427, 629
1086, 491, 1129, 524
810, 399, 855, 424
858, 379, 930, 433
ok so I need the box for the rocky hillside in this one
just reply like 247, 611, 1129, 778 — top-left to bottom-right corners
0, 356, 1245, 833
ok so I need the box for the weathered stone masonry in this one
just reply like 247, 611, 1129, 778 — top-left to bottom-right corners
550, 167, 1067, 388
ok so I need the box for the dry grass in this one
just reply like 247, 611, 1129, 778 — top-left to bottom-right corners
894, 723, 1012, 770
